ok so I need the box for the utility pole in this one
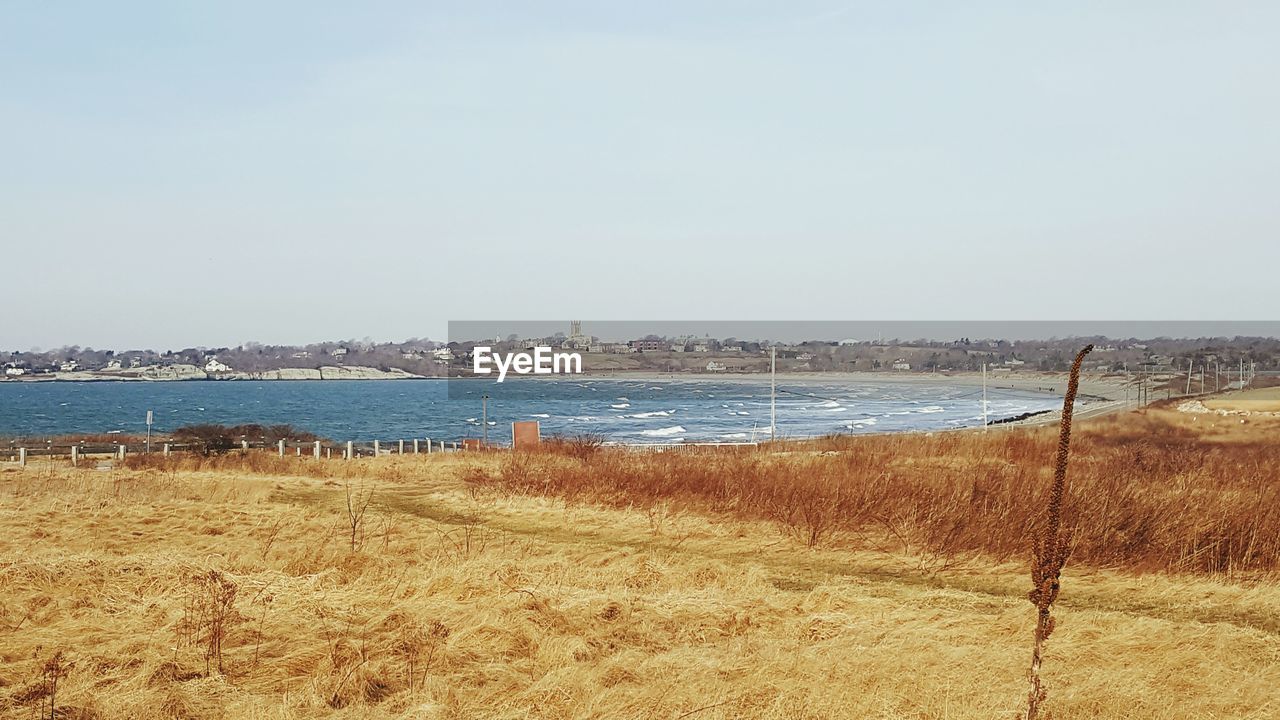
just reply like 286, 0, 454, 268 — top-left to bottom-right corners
1186, 359, 1193, 395
982, 362, 989, 429
481, 394, 489, 446
769, 347, 776, 440
146, 410, 153, 453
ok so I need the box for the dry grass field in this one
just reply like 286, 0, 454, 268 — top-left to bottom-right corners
1, 407, 1278, 718
1204, 386, 1280, 413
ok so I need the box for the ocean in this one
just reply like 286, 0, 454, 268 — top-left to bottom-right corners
0, 378, 1063, 443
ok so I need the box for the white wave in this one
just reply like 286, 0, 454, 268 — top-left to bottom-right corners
641, 425, 686, 437
610, 403, 631, 409
916, 406, 945, 414
530, 413, 550, 418
819, 400, 841, 408
720, 432, 749, 439
616, 397, 629, 402
848, 418, 878, 426
628, 410, 673, 419
649, 386, 663, 390
826, 406, 848, 412
735, 411, 750, 415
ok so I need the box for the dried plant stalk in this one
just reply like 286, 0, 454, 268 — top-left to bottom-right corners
1024, 344, 1093, 720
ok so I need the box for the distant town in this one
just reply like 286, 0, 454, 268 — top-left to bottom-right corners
3, 323, 1276, 381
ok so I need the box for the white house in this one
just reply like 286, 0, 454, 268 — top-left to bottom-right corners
432, 348, 454, 361
332, 347, 349, 356
706, 360, 727, 372
205, 357, 232, 373
59, 360, 79, 372
4, 367, 26, 377
892, 359, 911, 371
105, 359, 122, 370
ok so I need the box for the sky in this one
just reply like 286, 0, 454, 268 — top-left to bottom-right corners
3, 2, 1278, 351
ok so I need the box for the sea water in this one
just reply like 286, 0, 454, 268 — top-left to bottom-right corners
0, 378, 1063, 443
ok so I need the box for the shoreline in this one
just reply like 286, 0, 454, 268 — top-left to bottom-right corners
0, 369, 1131, 400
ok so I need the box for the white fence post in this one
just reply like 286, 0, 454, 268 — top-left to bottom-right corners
425, 438, 432, 454
373, 440, 380, 456
398, 439, 405, 455
346, 441, 353, 460
241, 440, 249, 451
117, 445, 127, 461
163, 443, 171, 456
278, 439, 285, 457
313, 441, 321, 459
18, 448, 26, 467
71, 446, 79, 466
413, 439, 420, 454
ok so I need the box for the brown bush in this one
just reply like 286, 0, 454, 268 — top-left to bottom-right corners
462, 415, 1280, 574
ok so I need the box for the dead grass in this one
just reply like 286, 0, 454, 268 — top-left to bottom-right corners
467, 410, 1280, 575
0, 409, 1276, 718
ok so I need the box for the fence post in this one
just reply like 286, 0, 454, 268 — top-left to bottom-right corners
18, 448, 26, 467
71, 445, 79, 466
413, 439, 420, 454
313, 441, 321, 459
374, 440, 380, 456
278, 439, 285, 457
398, 439, 405, 455
118, 445, 127, 461
241, 440, 249, 451
326, 447, 332, 459
425, 437, 432, 454
346, 441, 353, 460
163, 443, 171, 456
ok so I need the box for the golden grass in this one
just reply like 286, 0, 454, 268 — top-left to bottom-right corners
0, 409, 1277, 718
1204, 387, 1280, 413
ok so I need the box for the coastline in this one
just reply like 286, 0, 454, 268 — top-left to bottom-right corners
2, 368, 1131, 401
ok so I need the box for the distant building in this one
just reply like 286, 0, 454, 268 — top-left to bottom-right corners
59, 360, 79, 372
892, 359, 911, 371
331, 347, 349, 356
631, 339, 664, 352
1004, 358, 1025, 367
204, 358, 231, 373
432, 348, 454, 362
291, 351, 311, 359
105, 359, 122, 370
722, 346, 742, 353
5, 367, 26, 377
706, 361, 727, 372
693, 344, 710, 353
670, 344, 687, 352
796, 352, 814, 362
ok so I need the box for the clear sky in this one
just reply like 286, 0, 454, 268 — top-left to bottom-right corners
3, 2, 1278, 351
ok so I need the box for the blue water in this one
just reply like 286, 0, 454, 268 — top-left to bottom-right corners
0, 378, 1062, 443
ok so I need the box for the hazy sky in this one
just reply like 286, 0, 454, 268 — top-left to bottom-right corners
3, 2, 1278, 351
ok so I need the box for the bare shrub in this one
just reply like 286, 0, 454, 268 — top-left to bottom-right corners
344, 480, 375, 553
179, 569, 240, 675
